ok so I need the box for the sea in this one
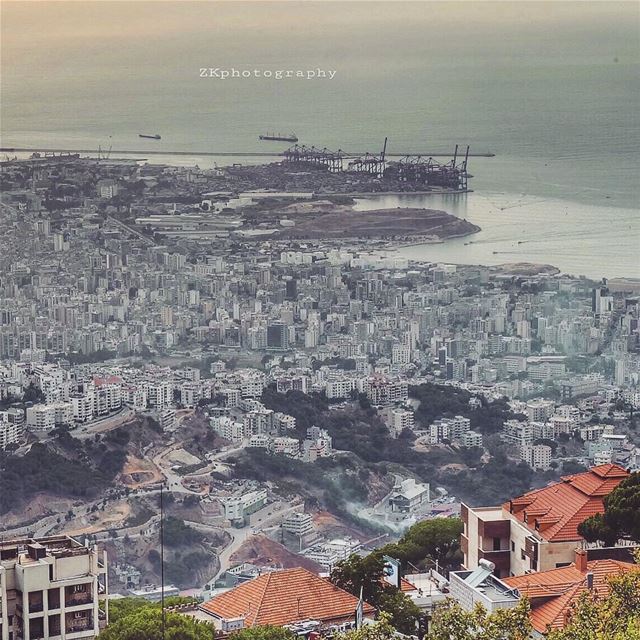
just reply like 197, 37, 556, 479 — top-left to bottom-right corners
2, 60, 639, 279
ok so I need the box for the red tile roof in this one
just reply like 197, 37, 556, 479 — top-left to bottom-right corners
400, 577, 418, 592
200, 567, 376, 627
503, 464, 629, 542
93, 375, 122, 386
503, 558, 638, 633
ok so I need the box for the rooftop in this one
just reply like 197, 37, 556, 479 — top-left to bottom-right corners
503, 556, 638, 633
503, 464, 629, 542
199, 567, 375, 627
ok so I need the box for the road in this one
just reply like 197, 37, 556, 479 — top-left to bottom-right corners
74, 407, 135, 439
200, 525, 254, 593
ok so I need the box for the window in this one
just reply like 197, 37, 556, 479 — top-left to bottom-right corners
556, 562, 571, 568
73, 584, 86, 593
521, 549, 526, 561
511, 540, 515, 552
493, 537, 501, 551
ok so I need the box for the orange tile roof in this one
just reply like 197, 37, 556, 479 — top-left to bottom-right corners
503, 464, 629, 542
200, 567, 376, 627
400, 577, 418, 592
503, 559, 638, 633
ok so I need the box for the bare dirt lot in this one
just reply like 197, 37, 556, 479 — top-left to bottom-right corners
119, 454, 165, 489
230, 534, 323, 572
274, 206, 479, 240
64, 501, 131, 536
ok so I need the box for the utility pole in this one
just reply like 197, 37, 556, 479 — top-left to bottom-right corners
160, 484, 166, 640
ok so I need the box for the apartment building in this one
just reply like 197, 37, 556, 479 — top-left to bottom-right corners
520, 444, 552, 471
0, 415, 21, 451
25, 405, 56, 432
0, 536, 107, 640
461, 464, 630, 578
387, 408, 414, 437
282, 512, 314, 538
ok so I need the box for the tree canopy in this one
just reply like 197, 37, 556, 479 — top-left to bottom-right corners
99, 607, 215, 640
578, 472, 640, 544
378, 517, 463, 572
107, 597, 199, 624
427, 599, 532, 640
329, 553, 422, 635
230, 626, 296, 640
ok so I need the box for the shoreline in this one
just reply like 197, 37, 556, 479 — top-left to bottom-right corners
0, 146, 496, 158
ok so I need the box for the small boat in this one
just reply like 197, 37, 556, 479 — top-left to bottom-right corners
259, 133, 298, 143
139, 133, 161, 140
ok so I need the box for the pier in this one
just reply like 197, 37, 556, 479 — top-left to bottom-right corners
0, 146, 496, 158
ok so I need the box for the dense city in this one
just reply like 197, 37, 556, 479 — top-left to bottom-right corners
1, 153, 639, 640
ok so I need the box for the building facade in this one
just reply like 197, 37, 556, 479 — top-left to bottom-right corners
0, 536, 108, 640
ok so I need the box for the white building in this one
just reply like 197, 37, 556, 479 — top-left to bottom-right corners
26, 404, 56, 432
0, 536, 108, 640
463, 430, 483, 448
0, 412, 23, 450
521, 444, 552, 471
389, 478, 430, 513
282, 512, 314, 537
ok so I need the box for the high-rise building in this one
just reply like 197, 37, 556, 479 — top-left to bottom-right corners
0, 536, 108, 640
266, 322, 289, 351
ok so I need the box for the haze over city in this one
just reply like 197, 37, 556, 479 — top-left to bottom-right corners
0, 2, 639, 640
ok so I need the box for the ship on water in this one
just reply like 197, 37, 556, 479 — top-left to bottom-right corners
139, 133, 161, 140
259, 132, 298, 143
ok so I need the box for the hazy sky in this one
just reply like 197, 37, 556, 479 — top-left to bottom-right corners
1, 1, 638, 161
2, 1, 639, 80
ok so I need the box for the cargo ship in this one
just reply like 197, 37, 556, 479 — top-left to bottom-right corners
259, 133, 298, 143
139, 133, 161, 140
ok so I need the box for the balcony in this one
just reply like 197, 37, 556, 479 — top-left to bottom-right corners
65, 585, 93, 608
478, 549, 511, 574
66, 618, 94, 634
65, 593, 93, 607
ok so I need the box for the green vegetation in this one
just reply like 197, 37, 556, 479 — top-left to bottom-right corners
258, 384, 543, 506
312, 357, 356, 371
436, 449, 535, 507
378, 517, 463, 572
335, 614, 397, 640
427, 598, 532, 640
107, 597, 199, 624
409, 383, 518, 434
0, 442, 125, 515
163, 517, 203, 547
0, 382, 45, 409
261, 388, 421, 464
230, 626, 296, 640
330, 518, 462, 633
579, 472, 640, 545
232, 448, 383, 531
330, 554, 422, 635
166, 550, 212, 587
99, 604, 214, 640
